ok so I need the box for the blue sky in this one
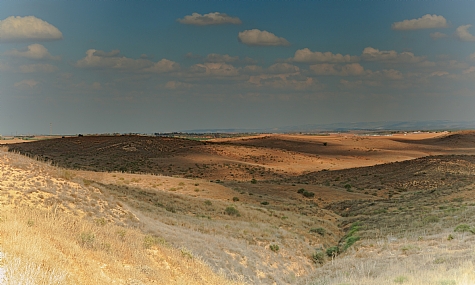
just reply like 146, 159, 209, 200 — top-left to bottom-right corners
1, 0, 475, 134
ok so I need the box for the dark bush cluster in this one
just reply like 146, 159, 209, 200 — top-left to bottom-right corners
297, 188, 315, 198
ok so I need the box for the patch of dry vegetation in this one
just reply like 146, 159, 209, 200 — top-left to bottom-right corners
0, 148, 242, 285
0, 206, 242, 285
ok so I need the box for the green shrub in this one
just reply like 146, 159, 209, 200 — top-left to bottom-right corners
454, 224, 472, 233
312, 250, 325, 264
251, 178, 257, 184
225, 206, 240, 216
204, 200, 212, 206
326, 246, 339, 257
310, 227, 326, 236
340, 222, 361, 251
261, 201, 269, 205
344, 184, 351, 190
297, 188, 305, 194
303, 191, 315, 198
343, 236, 360, 251
232, 197, 239, 202
269, 244, 279, 252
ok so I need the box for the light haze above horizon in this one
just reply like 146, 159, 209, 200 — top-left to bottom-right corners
1, 0, 475, 135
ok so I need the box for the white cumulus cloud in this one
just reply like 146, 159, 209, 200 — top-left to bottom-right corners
292, 48, 359, 63
455, 25, 475, 42
391, 14, 448, 30
5, 44, 60, 60
361, 47, 425, 63
143, 59, 180, 73
238, 29, 290, 46
0, 16, 62, 42
177, 12, 241, 25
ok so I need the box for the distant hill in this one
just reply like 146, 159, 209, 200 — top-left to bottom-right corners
181, 120, 475, 133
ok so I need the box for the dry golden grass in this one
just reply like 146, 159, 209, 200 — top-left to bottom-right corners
301, 228, 475, 285
0, 206, 243, 285
0, 147, 243, 285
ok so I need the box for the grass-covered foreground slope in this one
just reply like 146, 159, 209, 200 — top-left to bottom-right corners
0, 148, 242, 285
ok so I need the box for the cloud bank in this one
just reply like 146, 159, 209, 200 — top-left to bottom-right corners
455, 25, 475, 42
238, 29, 290, 46
177, 12, 241, 25
5, 44, 61, 60
361, 47, 425, 63
292, 48, 358, 63
391, 14, 448, 30
0, 16, 62, 42
76, 49, 179, 73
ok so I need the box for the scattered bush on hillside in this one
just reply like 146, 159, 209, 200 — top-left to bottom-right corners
338, 222, 362, 252
310, 227, 326, 236
261, 201, 269, 205
303, 191, 315, 198
297, 188, 305, 194
250, 178, 257, 184
312, 249, 325, 264
326, 246, 339, 257
454, 224, 475, 233
232, 197, 239, 202
343, 235, 361, 251
269, 244, 279, 253
225, 206, 240, 216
